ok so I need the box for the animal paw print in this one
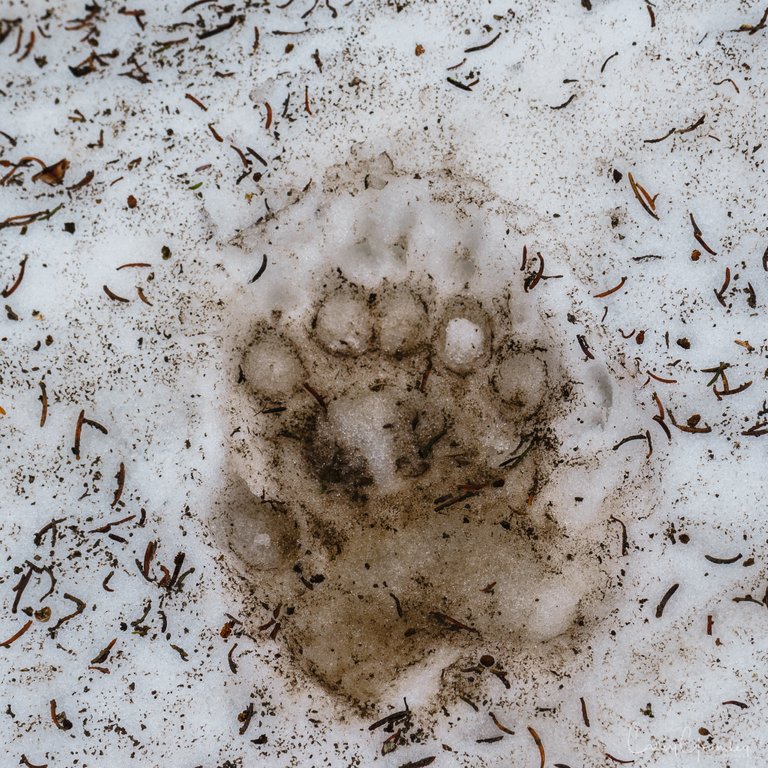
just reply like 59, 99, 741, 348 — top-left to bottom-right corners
215, 160, 618, 713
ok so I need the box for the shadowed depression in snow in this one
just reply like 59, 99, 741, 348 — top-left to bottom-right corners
213, 159, 650, 716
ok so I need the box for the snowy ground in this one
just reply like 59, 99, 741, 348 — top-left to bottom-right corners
2, 1, 768, 766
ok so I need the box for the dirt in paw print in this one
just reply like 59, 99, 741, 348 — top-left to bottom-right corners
213, 156, 642, 715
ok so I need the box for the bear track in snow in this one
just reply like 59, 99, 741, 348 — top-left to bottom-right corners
213, 155, 646, 716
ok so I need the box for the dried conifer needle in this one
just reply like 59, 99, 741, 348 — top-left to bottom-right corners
714, 78, 740, 93
230, 145, 250, 167
20, 755, 47, 768
447, 77, 473, 92
609, 515, 629, 555
429, 611, 478, 633
227, 642, 239, 673
111, 463, 126, 507
528, 726, 545, 768
653, 415, 672, 441
524, 253, 545, 292
655, 583, 679, 618
465, 32, 501, 53
185, 93, 207, 111
677, 114, 706, 135
742, 421, 768, 437
705, 553, 742, 565
580, 696, 590, 727
647, 371, 677, 384
613, 433, 646, 451
550, 93, 576, 110
49, 593, 86, 634
628, 172, 659, 220
90, 638, 117, 664
2, 255, 28, 298
594, 276, 626, 298
303, 382, 327, 411
250, 254, 268, 283
488, 711, 514, 734
0, 619, 33, 647
714, 266, 730, 306
605, 753, 636, 765
577, 334, 595, 360
49, 699, 72, 730
691, 213, 717, 255
38, 381, 48, 427
116, 262, 151, 270
72, 410, 108, 458
600, 51, 618, 72
644, 127, 675, 144
667, 409, 711, 434
713, 379, 752, 398
103, 285, 130, 303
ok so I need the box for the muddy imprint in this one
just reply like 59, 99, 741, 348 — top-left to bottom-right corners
212, 156, 652, 717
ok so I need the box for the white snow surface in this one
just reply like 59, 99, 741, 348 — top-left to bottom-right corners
1, 0, 767, 766
443, 318, 485, 369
